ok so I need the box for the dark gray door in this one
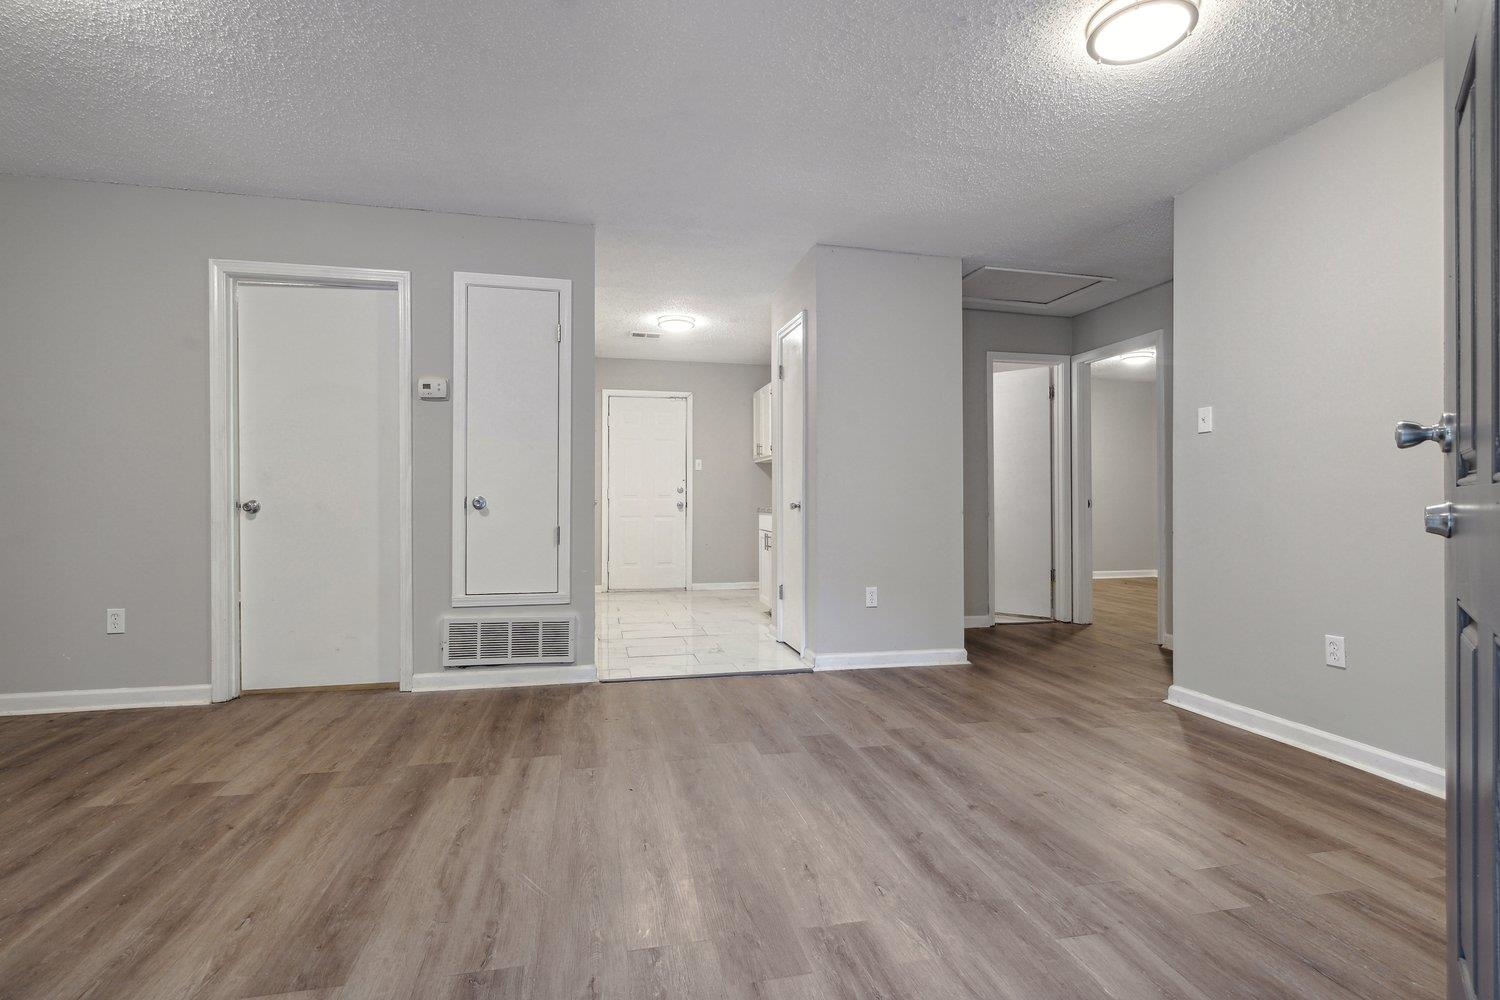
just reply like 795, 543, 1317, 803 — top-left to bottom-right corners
1440, 3, 1500, 998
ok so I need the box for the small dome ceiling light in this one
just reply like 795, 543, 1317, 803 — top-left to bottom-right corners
1086, 0, 1200, 65
1119, 349, 1157, 366
656, 314, 697, 334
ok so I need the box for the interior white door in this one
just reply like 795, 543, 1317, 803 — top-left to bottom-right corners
992, 365, 1054, 619
777, 318, 806, 653
606, 394, 688, 590
464, 284, 561, 597
236, 284, 399, 691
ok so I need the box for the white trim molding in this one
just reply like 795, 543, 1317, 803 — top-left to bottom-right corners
690, 581, 756, 591
210, 260, 414, 701
963, 615, 993, 629
813, 648, 970, 671
0, 685, 213, 717
1161, 633, 1174, 651
1165, 685, 1444, 797
411, 665, 597, 692
1093, 569, 1158, 579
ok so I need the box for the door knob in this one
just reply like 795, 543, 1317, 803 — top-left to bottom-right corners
471, 496, 487, 511
240, 499, 260, 514
1394, 414, 1455, 452
1425, 502, 1456, 537
676, 500, 686, 510
789, 501, 801, 510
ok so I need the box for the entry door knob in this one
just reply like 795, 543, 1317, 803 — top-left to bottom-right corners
1394, 414, 1455, 452
240, 499, 260, 514
1425, 502, 1456, 537
788, 501, 801, 510
471, 496, 487, 511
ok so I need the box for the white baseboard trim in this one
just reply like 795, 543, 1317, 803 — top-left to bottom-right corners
1165, 685, 1444, 797
1093, 569, 1158, 579
411, 664, 597, 692
1162, 633, 1174, 651
993, 613, 1053, 624
689, 581, 757, 591
963, 615, 992, 629
0, 684, 213, 717
814, 648, 970, 671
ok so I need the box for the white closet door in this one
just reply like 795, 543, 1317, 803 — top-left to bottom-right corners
607, 394, 688, 591
237, 284, 400, 690
457, 278, 568, 602
991, 365, 1054, 619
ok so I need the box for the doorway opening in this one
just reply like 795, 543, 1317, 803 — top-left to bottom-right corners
987, 352, 1073, 624
1071, 332, 1169, 647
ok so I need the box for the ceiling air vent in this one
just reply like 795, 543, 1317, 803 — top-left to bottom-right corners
962, 266, 1114, 307
442, 616, 575, 667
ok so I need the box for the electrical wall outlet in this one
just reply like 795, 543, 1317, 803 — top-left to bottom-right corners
865, 587, 878, 608
1197, 406, 1214, 433
106, 609, 126, 634
1325, 634, 1346, 669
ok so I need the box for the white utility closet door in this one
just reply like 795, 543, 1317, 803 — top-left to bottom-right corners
992, 365, 1054, 620
464, 284, 562, 598
606, 394, 689, 590
236, 284, 400, 691
777, 318, 807, 653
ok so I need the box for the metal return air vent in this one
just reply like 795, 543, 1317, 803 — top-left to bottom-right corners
443, 616, 575, 667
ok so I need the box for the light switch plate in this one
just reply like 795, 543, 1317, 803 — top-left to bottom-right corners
417, 376, 449, 400
1197, 406, 1213, 434
694, 459, 703, 471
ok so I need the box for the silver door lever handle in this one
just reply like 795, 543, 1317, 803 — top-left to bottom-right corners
1395, 414, 1455, 452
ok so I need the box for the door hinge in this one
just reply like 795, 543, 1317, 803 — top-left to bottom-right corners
778, 364, 784, 380
779, 584, 784, 599
1050, 568, 1056, 582
555, 525, 562, 545
556, 323, 562, 343
1049, 385, 1056, 400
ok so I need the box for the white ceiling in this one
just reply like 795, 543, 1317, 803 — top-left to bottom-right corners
1, 0, 1441, 365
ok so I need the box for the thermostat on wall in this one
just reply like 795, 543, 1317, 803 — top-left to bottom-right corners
417, 376, 449, 400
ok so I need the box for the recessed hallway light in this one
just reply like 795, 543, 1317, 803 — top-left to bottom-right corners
1119, 349, 1156, 365
656, 314, 697, 334
1086, 0, 1200, 65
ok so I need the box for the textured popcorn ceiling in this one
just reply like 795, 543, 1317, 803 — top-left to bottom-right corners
1, 0, 1441, 363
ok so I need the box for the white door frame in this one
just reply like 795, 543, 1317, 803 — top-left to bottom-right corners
451, 272, 573, 607
599, 388, 693, 592
209, 260, 414, 701
772, 311, 808, 654
1070, 330, 1168, 642
985, 351, 1073, 623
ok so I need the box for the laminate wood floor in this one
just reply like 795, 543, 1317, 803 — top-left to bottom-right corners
0, 580, 1443, 999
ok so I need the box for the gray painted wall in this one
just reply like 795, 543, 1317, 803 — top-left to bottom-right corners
775, 245, 965, 658
0, 175, 596, 695
594, 358, 772, 586
1090, 378, 1157, 574
1174, 62, 1443, 765
961, 311, 1072, 617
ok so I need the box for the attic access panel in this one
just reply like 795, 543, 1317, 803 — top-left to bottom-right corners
962, 266, 1113, 307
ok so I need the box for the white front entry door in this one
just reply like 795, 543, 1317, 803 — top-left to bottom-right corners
236, 284, 400, 691
606, 394, 689, 590
992, 364, 1054, 620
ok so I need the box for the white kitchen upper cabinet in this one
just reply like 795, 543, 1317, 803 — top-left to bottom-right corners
752, 382, 773, 463
451, 272, 572, 606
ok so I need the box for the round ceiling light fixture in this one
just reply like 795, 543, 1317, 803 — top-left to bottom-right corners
1086, 0, 1199, 65
1118, 349, 1156, 366
656, 314, 697, 334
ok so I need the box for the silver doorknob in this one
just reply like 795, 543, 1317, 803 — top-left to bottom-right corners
471, 496, 487, 511
789, 501, 801, 510
1395, 414, 1455, 452
240, 499, 260, 514
676, 500, 686, 510
1425, 502, 1456, 537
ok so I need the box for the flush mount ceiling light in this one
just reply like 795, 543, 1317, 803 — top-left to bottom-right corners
1119, 349, 1156, 366
656, 314, 697, 334
1086, 0, 1200, 65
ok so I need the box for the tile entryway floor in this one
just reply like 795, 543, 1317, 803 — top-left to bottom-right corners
595, 588, 808, 681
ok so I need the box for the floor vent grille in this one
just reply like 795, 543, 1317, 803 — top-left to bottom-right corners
443, 616, 575, 667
